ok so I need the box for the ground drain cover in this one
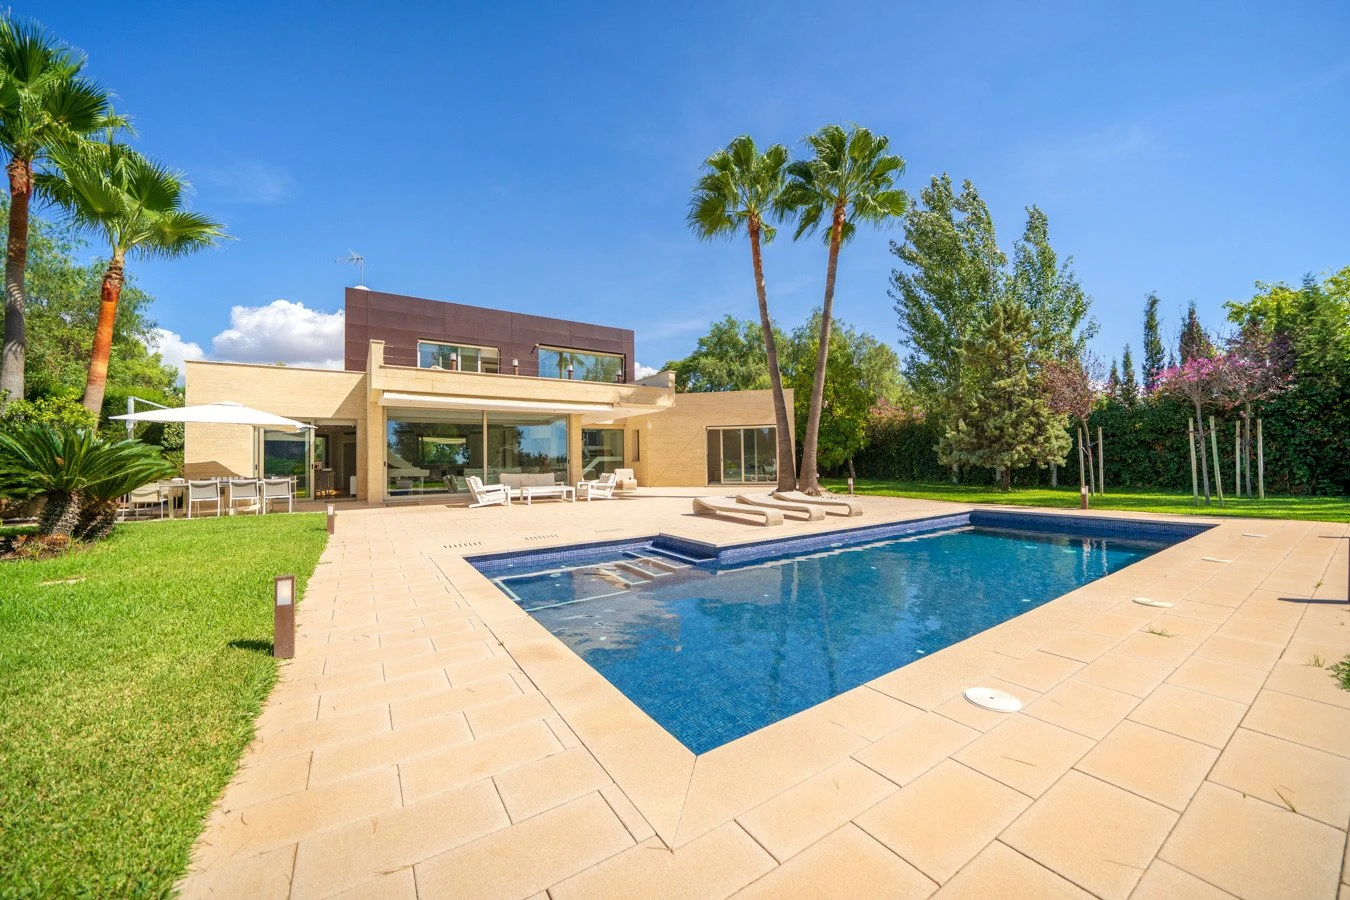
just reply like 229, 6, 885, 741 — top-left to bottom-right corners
1132, 596, 1174, 608
524, 534, 560, 541
445, 541, 483, 549
964, 687, 1022, 713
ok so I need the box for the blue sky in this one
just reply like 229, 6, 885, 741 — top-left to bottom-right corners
32, 1, 1350, 376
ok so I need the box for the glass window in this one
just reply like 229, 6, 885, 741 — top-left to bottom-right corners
706, 427, 777, 485
417, 341, 500, 373
262, 429, 311, 498
537, 346, 624, 382
487, 413, 568, 484
386, 409, 483, 497
581, 429, 624, 480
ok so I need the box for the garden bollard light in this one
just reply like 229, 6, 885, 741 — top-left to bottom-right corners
1080, 485, 1089, 510
847, 476, 854, 495
326, 503, 336, 535
274, 575, 296, 659
512, 358, 520, 375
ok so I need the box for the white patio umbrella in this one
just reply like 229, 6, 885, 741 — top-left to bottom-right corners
112, 401, 314, 477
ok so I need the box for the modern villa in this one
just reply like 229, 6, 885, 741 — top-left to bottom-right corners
182, 288, 790, 501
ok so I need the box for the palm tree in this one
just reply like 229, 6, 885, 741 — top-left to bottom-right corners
0, 16, 122, 406
780, 125, 907, 493
41, 141, 226, 415
688, 135, 797, 492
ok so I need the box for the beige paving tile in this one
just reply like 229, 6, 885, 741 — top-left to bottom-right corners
1113, 631, 1202, 667
953, 715, 1094, 798
816, 686, 923, 741
1264, 659, 1350, 710
735, 824, 937, 899
225, 752, 313, 809
1160, 782, 1344, 900
193, 768, 402, 870
932, 840, 1089, 899
492, 746, 611, 823
674, 710, 869, 845
1073, 719, 1218, 811
1195, 633, 1284, 670
552, 822, 775, 899
1002, 770, 1177, 899
1209, 727, 1350, 827
1128, 683, 1246, 748
1074, 651, 1173, 697
308, 713, 474, 784
1166, 655, 1268, 704
1131, 859, 1236, 898
328, 867, 416, 900
1081, 611, 1146, 639
1243, 689, 1350, 757
251, 705, 392, 760
179, 844, 296, 900
1039, 629, 1120, 663
600, 784, 655, 843
856, 760, 1030, 884
1166, 599, 1235, 625
462, 690, 555, 736
398, 719, 563, 803
414, 793, 633, 899
1023, 678, 1139, 739
993, 650, 1085, 693
289, 779, 509, 898
853, 712, 981, 787
1213, 615, 1296, 646
736, 758, 896, 862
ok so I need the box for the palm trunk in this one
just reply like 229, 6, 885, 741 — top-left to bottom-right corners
798, 200, 847, 495
82, 255, 125, 415
1, 156, 34, 407
748, 219, 796, 493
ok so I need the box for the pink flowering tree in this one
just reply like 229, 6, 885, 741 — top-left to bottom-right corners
1223, 324, 1293, 495
1043, 353, 1104, 490
1156, 355, 1232, 502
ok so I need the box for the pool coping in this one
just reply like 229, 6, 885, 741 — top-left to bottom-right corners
442, 503, 1237, 849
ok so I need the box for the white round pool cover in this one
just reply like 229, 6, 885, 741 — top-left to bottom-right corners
1131, 596, 1174, 608
964, 686, 1022, 712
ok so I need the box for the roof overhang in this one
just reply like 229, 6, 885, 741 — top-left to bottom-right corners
379, 392, 665, 424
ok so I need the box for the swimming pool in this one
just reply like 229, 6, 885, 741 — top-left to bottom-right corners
470, 512, 1205, 753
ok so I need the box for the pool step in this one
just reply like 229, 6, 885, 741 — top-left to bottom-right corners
622, 553, 687, 575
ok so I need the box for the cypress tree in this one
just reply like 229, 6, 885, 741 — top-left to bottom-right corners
1179, 300, 1216, 363
1120, 344, 1140, 402
1142, 291, 1165, 390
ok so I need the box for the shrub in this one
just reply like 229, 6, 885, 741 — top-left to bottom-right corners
1330, 654, 1350, 693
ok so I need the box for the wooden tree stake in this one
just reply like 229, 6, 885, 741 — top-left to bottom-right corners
1097, 425, 1105, 494
1209, 415, 1224, 507
1257, 418, 1265, 500
1188, 418, 1198, 505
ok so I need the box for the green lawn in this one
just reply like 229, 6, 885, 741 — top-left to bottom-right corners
824, 478, 1350, 522
0, 514, 328, 897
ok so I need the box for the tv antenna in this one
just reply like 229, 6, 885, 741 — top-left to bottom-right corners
336, 250, 366, 288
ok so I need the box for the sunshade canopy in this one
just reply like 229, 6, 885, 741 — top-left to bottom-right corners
112, 401, 312, 431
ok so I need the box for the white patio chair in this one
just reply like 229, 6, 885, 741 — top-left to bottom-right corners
126, 483, 166, 519
577, 471, 618, 501
228, 479, 263, 515
466, 475, 510, 508
613, 468, 637, 492
261, 477, 294, 513
186, 480, 222, 518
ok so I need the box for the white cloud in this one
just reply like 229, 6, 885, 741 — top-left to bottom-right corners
210, 300, 345, 369
635, 362, 659, 379
144, 327, 205, 384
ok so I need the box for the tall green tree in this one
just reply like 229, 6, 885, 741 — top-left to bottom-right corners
1009, 205, 1094, 360
41, 140, 225, 414
938, 295, 1069, 490
1120, 344, 1140, 402
1142, 291, 1165, 391
781, 124, 907, 493
1178, 300, 1215, 364
686, 136, 796, 491
663, 315, 772, 393
782, 312, 903, 474
0, 16, 121, 406
891, 176, 1007, 408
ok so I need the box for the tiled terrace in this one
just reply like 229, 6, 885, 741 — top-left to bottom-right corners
179, 490, 1350, 899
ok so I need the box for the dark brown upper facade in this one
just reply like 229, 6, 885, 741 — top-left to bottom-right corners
343, 288, 636, 382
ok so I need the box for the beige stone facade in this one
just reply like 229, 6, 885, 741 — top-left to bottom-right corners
183, 341, 790, 499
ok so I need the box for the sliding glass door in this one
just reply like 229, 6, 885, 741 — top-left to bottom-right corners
581, 428, 624, 480
706, 426, 777, 485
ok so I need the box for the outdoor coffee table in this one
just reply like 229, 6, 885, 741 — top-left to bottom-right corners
522, 485, 576, 504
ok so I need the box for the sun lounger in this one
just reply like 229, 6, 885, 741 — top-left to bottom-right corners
693, 495, 783, 526
735, 493, 825, 521
771, 490, 864, 517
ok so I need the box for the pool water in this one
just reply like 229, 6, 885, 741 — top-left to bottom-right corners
473, 517, 1182, 753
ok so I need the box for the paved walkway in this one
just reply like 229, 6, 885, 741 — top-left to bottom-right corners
179, 491, 1350, 899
